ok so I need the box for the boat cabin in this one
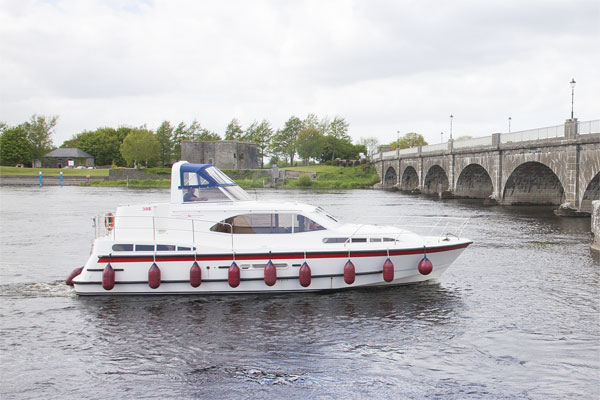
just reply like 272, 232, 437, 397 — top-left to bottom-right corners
170, 161, 251, 203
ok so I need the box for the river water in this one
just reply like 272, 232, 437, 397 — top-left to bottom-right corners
0, 186, 598, 399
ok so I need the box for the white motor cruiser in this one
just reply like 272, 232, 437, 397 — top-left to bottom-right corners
68, 161, 472, 295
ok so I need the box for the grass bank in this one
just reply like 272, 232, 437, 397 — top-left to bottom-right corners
0, 166, 109, 177
282, 164, 379, 189
4, 164, 380, 189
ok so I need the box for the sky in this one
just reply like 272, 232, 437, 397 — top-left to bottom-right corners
1, 0, 599, 148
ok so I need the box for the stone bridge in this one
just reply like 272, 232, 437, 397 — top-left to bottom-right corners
371, 119, 600, 214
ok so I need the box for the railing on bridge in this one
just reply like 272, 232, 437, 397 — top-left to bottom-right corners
578, 119, 600, 136
398, 147, 418, 156
453, 136, 493, 149
381, 150, 397, 159
500, 124, 563, 143
421, 143, 448, 153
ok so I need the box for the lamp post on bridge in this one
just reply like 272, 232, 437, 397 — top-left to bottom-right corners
570, 78, 576, 119
508, 116, 511, 133
440, 132, 443, 143
449, 115, 453, 140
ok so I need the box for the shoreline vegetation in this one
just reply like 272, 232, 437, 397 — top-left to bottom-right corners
0, 165, 380, 190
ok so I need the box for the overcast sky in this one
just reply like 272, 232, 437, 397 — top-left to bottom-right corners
1, 0, 599, 147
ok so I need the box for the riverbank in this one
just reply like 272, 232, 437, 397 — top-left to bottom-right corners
0, 164, 380, 190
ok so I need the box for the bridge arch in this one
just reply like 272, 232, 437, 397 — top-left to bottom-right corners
502, 161, 565, 205
400, 166, 419, 191
455, 164, 493, 198
580, 172, 600, 213
384, 166, 397, 186
423, 165, 449, 195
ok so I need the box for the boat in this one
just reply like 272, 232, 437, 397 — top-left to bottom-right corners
68, 161, 472, 295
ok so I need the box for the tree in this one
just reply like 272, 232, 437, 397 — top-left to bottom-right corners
0, 126, 31, 166
224, 118, 243, 140
318, 136, 360, 162
62, 127, 127, 166
22, 114, 58, 165
120, 129, 160, 168
155, 121, 174, 166
358, 137, 379, 157
270, 116, 303, 165
296, 127, 325, 165
327, 116, 350, 160
171, 122, 190, 159
391, 132, 427, 149
243, 119, 273, 168
196, 129, 221, 142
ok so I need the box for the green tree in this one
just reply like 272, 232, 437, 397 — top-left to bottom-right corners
155, 121, 174, 166
0, 126, 31, 166
224, 118, 243, 140
22, 114, 57, 165
296, 127, 325, 165
62, 127, 127, 166
243, 119, 273, 168
196, 129, 221, 141
270, 116, 303, 166
326, 116, 350, 161
120, 129, 160, 168
171, 122, 189, 160
391, 132, 427, 149
318, 136, 360, 162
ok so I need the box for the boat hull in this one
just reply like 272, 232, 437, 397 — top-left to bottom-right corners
72, 242, 470, 295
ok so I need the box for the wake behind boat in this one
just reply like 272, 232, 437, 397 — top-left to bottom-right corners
67, 161, 472, 295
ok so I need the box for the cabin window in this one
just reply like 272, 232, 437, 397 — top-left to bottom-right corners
157, 244, 176, 251
112, 244, 133, 251
211, 213, 295, 234
177, 246, 191, 251
294, 215, 325, 233
210, 214, 326, 234
135, 244, 154, 251
323, 238, 349, 243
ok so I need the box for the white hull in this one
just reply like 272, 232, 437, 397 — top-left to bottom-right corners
73, 242, 469, 295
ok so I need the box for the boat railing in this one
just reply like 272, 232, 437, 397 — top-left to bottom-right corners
94, 214, 235, 250
345, 216, 470, 244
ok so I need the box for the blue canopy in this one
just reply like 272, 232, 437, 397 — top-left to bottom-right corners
178, 163, 237, 189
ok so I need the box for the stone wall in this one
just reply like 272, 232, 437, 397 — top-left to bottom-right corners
181, 141, 259, 170
592, 201, 600, 252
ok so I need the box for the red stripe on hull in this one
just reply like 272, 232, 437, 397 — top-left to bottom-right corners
97, 243, 470, 264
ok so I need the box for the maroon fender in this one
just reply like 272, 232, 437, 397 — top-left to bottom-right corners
344, 260, 355, 285
148, 263, 161, 289
383, 258, 394, 282
299, 262, 311, 287
264, 260, 277, 286
418, 256, 433, 275
66, 266, 83, 286
228, 262, 240, 288
190, 262, 201, 287
102, 263, 115, 290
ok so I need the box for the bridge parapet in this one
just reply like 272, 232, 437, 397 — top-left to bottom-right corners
578, 120, 600, 136
500, 124, 563, 143
453, 136, 493, 149
422, 143, 448, 153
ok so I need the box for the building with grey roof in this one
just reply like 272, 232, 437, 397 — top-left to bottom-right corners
43, 148, 95, 168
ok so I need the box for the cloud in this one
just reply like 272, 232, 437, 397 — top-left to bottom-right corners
1, 0, 598, 146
